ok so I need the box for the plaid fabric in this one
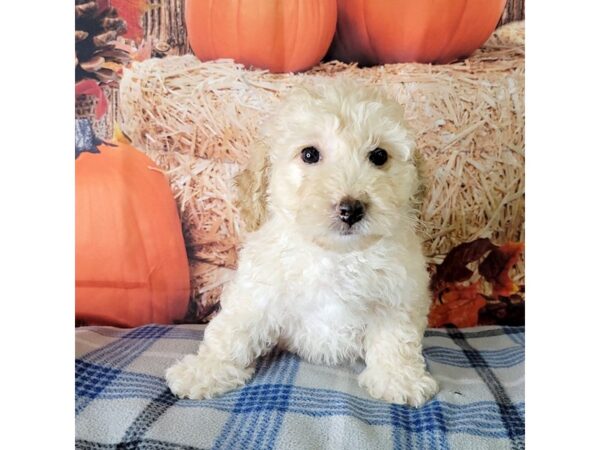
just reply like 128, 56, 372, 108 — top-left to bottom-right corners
76, 325, 524, 449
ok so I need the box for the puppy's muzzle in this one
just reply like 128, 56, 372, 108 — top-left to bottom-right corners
338, 197, 365, 227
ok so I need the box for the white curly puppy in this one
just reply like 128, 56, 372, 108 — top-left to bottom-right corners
166, 81, 438, 407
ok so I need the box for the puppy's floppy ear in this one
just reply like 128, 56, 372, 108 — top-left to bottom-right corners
235, 140, 270, 233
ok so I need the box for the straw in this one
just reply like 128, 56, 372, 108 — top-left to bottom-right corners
119, 22, 525, 320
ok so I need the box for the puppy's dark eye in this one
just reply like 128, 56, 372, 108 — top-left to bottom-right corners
301, 146, 320, 164
369, 148, 388, 166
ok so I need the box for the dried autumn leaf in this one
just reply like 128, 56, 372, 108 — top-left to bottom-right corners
478, 248, 510, 280
479, 241, 524, 297
439, 281, 480, 303
428, 238, 525, 328
428, 281, 487, 328
430, 238, 497, 290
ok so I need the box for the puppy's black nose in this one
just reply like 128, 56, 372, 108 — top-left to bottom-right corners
338, 197, 365, 226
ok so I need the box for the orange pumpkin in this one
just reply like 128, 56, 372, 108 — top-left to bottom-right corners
185, 0, 337, 73
76, 140, 190, 327
329, 0, 507, 65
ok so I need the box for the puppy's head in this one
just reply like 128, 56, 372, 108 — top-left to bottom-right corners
237, 81, 421, 250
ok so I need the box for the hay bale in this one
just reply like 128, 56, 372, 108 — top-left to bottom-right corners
119, 22, 525, 321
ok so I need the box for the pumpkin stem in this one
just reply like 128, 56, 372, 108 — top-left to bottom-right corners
75, 118, 106, 158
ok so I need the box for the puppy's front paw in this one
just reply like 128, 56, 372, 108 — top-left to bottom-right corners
165, 353, 254, 400
358, 367, 438, 407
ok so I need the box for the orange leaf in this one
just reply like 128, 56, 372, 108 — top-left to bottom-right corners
428, 281, 487, 328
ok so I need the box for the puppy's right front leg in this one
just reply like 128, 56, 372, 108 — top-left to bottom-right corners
166, 297, 277, 400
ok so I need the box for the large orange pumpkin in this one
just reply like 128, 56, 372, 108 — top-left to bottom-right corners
329, 0, 507, 65
76, 139, 190, 327
185, 0, 337, 73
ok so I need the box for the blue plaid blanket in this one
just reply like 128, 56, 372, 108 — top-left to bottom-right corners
76, 325, 524, 449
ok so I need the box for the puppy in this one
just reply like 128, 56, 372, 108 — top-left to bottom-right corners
166, 81, 438, 407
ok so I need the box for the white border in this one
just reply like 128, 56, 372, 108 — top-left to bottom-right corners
2, 2, 74, 448
526, 0, 600, 448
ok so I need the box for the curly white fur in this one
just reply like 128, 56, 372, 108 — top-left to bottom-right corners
166, 81, 438, 407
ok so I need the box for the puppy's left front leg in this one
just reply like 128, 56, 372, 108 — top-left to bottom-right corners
166, 294, 278, 400
358, 312, 438, 407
